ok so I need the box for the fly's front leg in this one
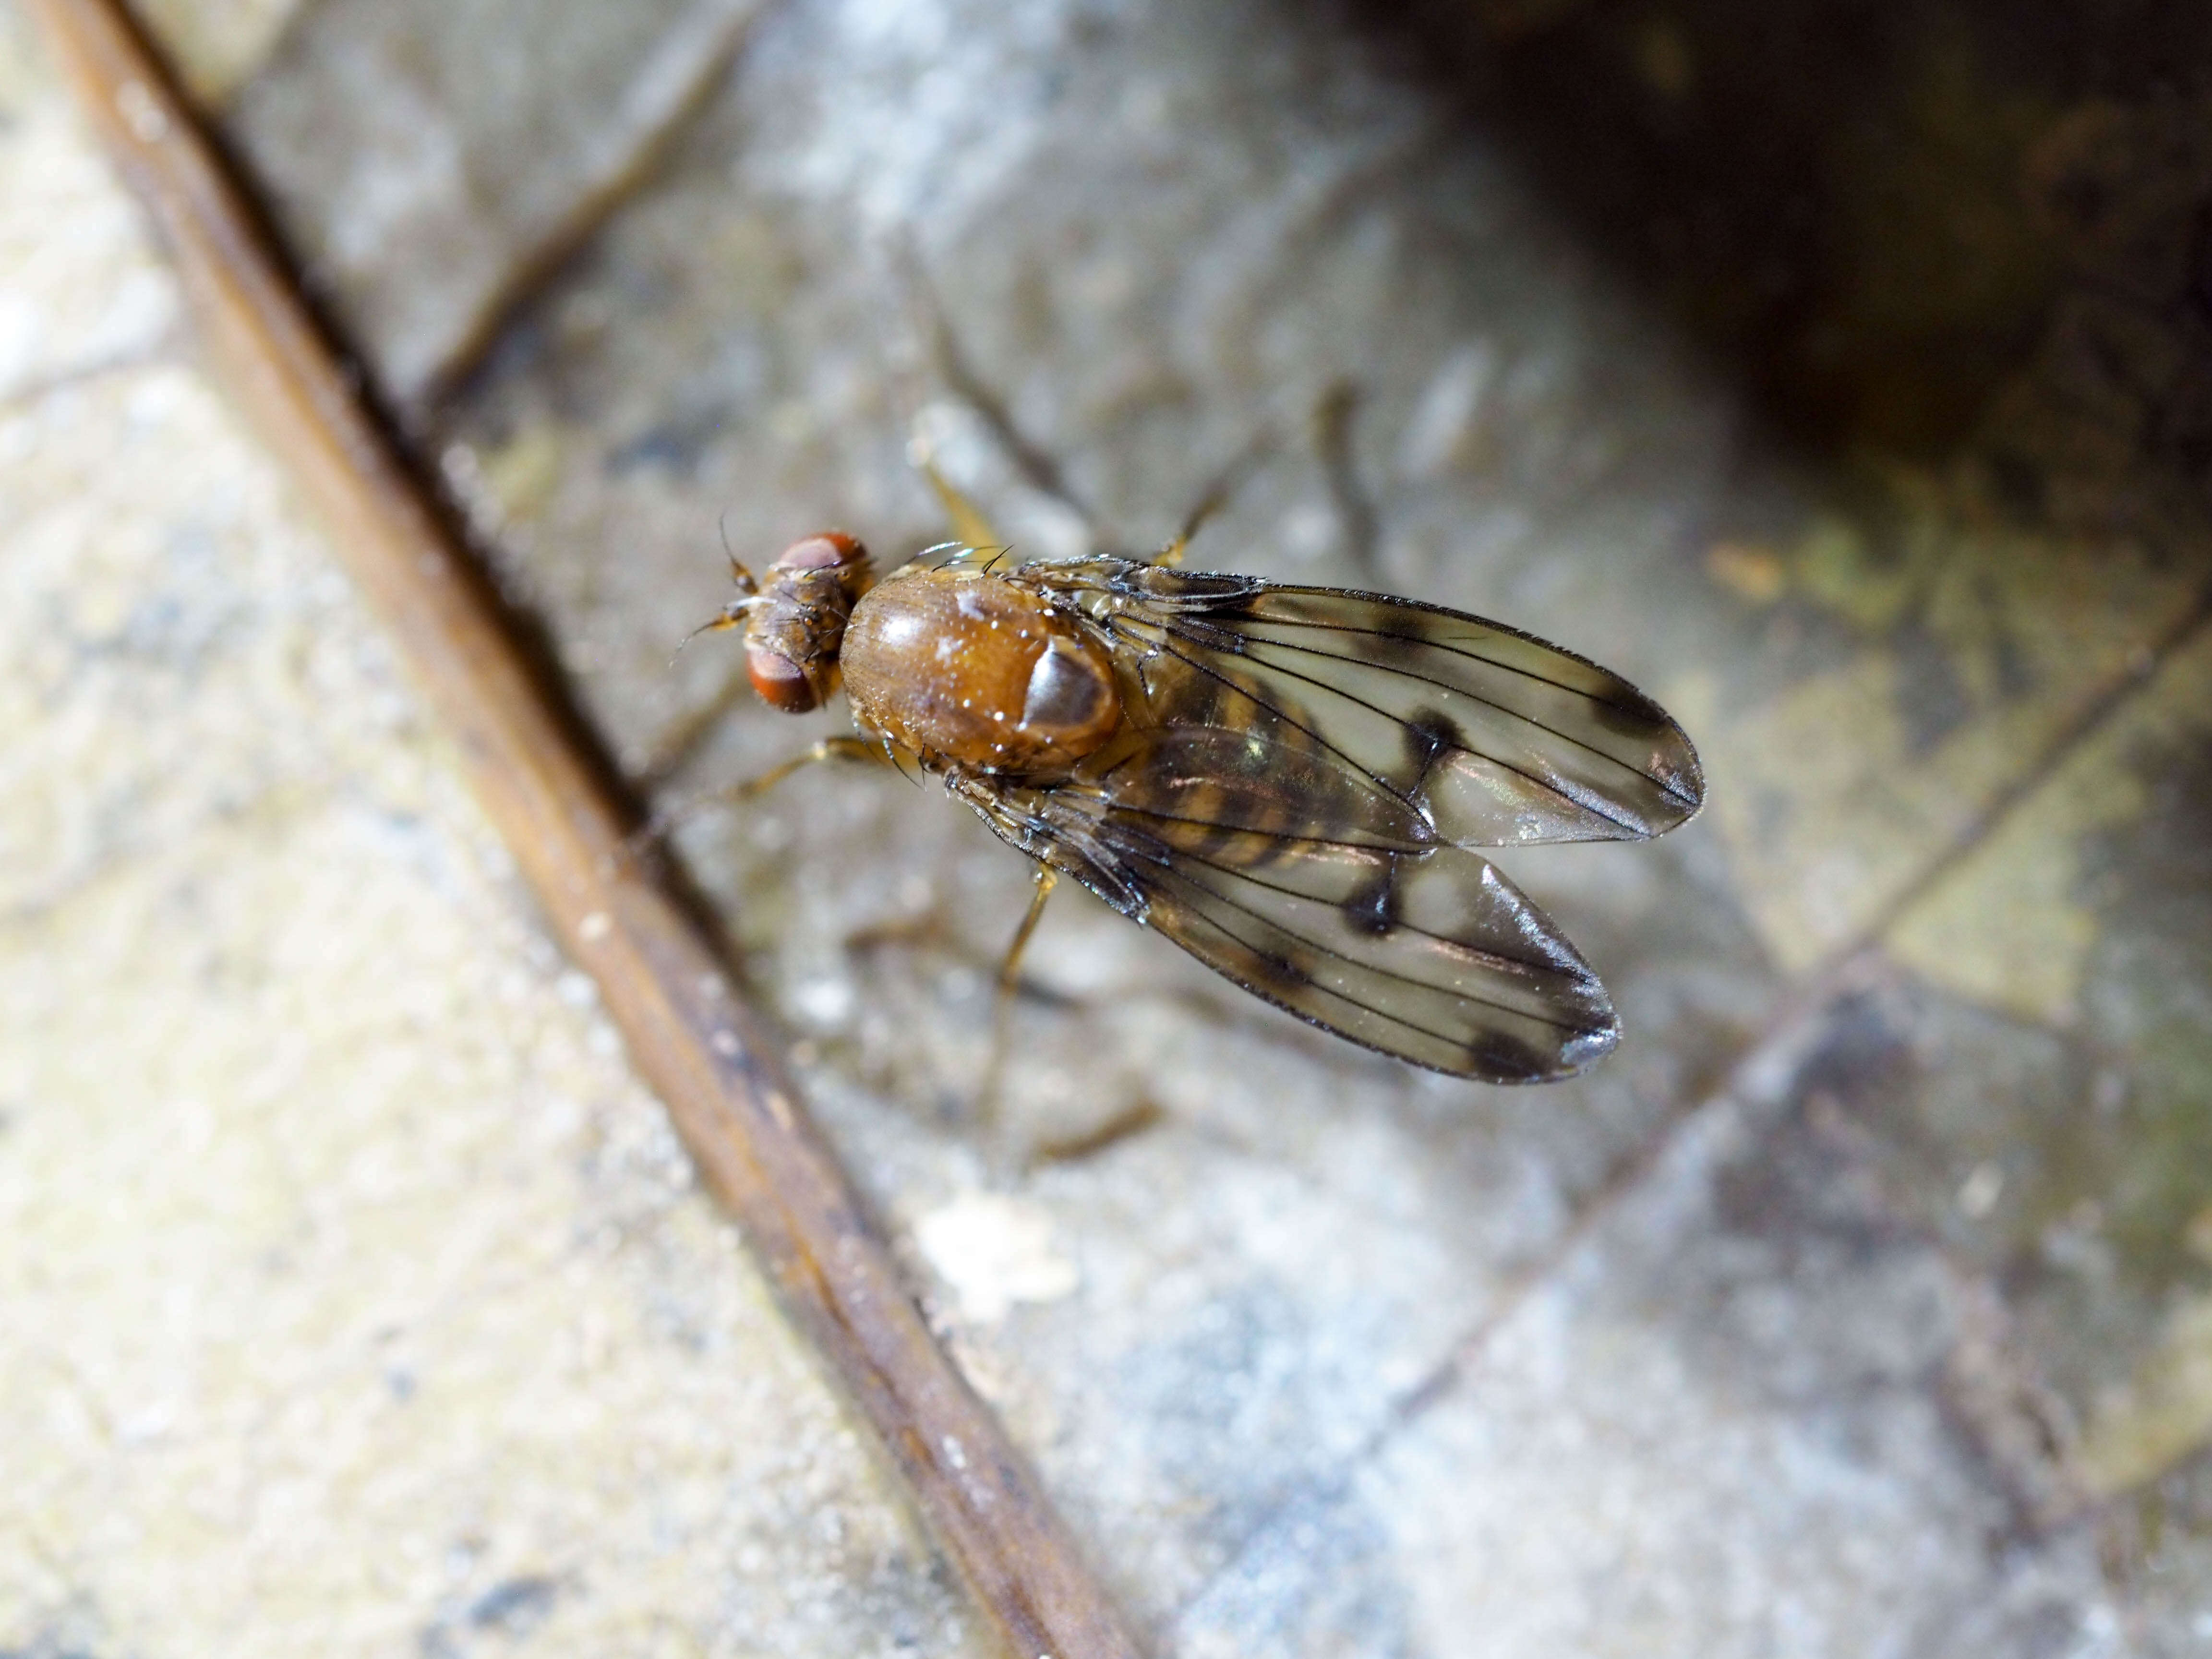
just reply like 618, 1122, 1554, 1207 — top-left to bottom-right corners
628, 734, 885, 857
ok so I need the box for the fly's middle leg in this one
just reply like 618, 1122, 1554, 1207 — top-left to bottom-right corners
975, 865, 1058, 1131
913, 449, 1005, 555
997, 865, 1059, 996
1152, 426, 1277, 567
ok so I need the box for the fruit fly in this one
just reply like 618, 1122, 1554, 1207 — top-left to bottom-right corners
689, 517, 1703, 1083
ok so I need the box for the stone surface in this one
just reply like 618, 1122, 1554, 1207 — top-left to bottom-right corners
0, 7, 175, 402
1173, 1077, 2126, 1659
0, 24, 980, 1658
422, 0, 1774, 1627
13, 0, 2212, 1652
228, 0, 769, 402
1878, 626, 2212, 1502
125, 0, 303, 101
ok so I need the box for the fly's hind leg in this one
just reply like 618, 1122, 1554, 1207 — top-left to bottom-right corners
972, 868, 1164, 1171
975, 866, 1058, 1131
626, 734, 886, 861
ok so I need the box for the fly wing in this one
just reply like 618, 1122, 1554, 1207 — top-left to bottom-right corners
947, 729, 1618, 1082
1023, 560, 1704, 846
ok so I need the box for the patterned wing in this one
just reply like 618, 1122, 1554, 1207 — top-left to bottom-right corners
946, 728, 1618, 1083
1019, 559, 1704, 846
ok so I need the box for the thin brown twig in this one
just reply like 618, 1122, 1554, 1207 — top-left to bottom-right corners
26, 4, 1141, 1656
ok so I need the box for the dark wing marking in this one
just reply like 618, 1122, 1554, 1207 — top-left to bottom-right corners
1018, 559, 1704, 846
945, 733, 1618, 1083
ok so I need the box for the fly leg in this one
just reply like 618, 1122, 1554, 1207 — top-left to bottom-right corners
625, 734, 886, 860
975, 865, 1058, 1132
904, 258, 1101, 546
636, 670, 752, 791
998, 866, 1059, 998
1314, 378, 1380, 573
914, 449, 1005, 555
1150, 428, 1276, 567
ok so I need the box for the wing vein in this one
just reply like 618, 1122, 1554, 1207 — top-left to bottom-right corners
1103, 801, 1431, 855
1124, 831, 1583, 982
1137, 619, 1647, 834
1230, 624, 1672, 805
1128, 843, 1601, 1036
1235, 617, 1698, 808
1249, 599, 1642, 702
1109, 620, 1405, 805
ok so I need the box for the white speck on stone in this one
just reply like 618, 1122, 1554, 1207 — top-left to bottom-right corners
913, 1191, 1079, 1324
1282, 502, 1334, 564
117, 1399, 177, 1444
789, 975, 855, 1027
1957, 1162, 2004, 1218
1397, 341, 1496, 480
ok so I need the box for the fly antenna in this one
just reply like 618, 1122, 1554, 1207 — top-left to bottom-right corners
673, 513, 764, 667
718, 510, 760, 595
669, 597, 758, 670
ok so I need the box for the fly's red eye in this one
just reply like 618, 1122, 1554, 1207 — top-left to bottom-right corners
772, 531, 866, 573
746, 645, 819, 713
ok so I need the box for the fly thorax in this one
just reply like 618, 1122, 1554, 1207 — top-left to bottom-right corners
841, 565, 1123, 776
